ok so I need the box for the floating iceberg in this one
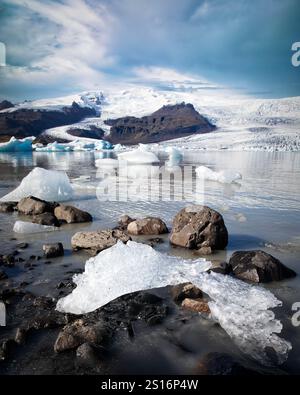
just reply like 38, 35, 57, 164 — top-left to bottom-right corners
165, 147, 183, 166
95, 158, 119, 167
34, 139, 113, 153
13, 220, 58, 234
35, 142, 72, 152
0, 137, 34, 152
57, 241, 291, 366
0, 167, 74, 202
118, 148, 159, 164
196, 166, 242, 184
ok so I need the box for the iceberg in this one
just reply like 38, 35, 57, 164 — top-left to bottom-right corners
13, 220, 58, 233
0, 137, 34, 152
118, 148, 159, 164
35, 142, 73, 152
196, 165, 242, 184
95, 158, 119, 167
165, 147, 183, 165
0, 167, 74, 202
57, 241, 291, 366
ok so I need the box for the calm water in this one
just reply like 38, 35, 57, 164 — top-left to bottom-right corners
0, 149, 300, 373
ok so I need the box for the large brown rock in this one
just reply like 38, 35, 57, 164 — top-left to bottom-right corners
54, 204, 92, 224
127, 217, 168, 236
71, 229, 131, 255
54, 319, 109, 353
170, 205, 228, 252
230, 250, 296, 283
17, 196, 56, 215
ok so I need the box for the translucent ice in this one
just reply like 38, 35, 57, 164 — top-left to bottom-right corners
13, 220, 58, 233
118, 148, 159, 164
0, 137, 34, 152
165, 147, 183, 165
0, 167, 74, 202
196, 165, 242, 184
56, 241, 291, 366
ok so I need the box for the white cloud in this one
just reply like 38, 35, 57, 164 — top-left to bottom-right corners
132, 66, 220, 90
1, 0, 116, 95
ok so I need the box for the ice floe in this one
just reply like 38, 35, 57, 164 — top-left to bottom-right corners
56, 241, 291, 366
0, 137, 34, 152
34, 139, 113, 153
118, 146, 159, 164
13, 220, 58, 233
196, 165, 242, 184
95, 158, 119, 167
0, 167, 73, 202
165, 146, 183, 166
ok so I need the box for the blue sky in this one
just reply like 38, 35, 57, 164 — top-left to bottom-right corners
0, 0, 299, 101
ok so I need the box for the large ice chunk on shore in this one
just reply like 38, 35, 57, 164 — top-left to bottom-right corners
0, 167, 73, 202
118, 147, 159, 164
0, 137, 34, 152
196, 165, 242, 184
13, 220, 58, 233
56, 241, 291, 366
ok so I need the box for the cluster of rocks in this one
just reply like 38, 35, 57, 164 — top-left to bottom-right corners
69, 204, 296, 284
170, 282, 211, 314
0, 196, 93, 227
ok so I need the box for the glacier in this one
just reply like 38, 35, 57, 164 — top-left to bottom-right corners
56, 241, 291, 366
0, 167, 74, 202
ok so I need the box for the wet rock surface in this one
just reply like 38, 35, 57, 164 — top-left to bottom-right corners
127, 217, 168, 235
230, 250, 296, 283
43, 243, 64, 259
195, 352, 260, 375
170, 282, 203, 303
170, 205, 228, 253
17, 196, 57, 215
71, 229, 131, 255
181, 298, 211, 314
54, 204, 93, 224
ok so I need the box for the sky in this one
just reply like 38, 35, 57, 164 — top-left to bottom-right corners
0, 0, 299, 101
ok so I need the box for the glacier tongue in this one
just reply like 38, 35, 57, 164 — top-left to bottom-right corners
56, 240, 291, 366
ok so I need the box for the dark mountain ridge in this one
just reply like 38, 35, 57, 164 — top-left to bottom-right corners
105, 102, 215, 144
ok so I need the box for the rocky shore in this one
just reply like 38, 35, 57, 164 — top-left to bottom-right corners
0, 199, 296, 375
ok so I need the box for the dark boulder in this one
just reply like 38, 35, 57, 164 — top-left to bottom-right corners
54, 204, 92, 224
31, 212, 60, 227
17, 196, 56, 215
230, 250, 296, 283
170, 205, 228, 253
43, 243, 64, 259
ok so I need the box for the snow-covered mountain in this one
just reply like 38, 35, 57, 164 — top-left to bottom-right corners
6, 85, 300, 151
